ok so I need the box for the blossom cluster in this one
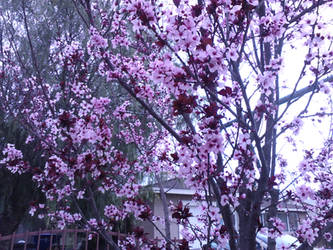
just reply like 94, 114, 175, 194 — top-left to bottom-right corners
0, 0, 332, 248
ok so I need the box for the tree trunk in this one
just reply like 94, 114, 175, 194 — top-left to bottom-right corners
156, 175, 172, 250
238, 192, 261, 250
0, 172, 37, 250
0, 173, 35, 236
267, 189, 279, 250
238, 213, 258, 250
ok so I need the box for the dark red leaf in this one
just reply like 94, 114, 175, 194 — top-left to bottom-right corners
173, 0, 180, 7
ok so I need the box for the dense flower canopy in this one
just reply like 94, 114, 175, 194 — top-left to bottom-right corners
0, 0, 332, 249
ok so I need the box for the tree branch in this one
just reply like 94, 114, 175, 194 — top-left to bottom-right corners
221, 75, 333, 129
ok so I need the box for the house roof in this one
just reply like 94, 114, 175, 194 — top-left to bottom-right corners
261, 197, 314, 212
151, 178, 188, 190
150, 178, 196, 195
150, 178, 314, 211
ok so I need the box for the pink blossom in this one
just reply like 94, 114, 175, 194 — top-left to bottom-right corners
57, 220, 66, 230
268, 217, 285, 239
324, 232, 332, 242
0, 144, 29, 174
29, 206, 37, 216
90, 34, 108, 49
91, 97, 110, 115
296, 185, 314, 199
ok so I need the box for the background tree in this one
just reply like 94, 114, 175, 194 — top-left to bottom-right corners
0, 0, 147, 239
0, 114, 45, 236
0, 0, 86, 236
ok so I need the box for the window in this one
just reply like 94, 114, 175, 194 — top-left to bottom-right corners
261, 211, 305, 232
277, 212, 288, 231
288, 212, 299, 232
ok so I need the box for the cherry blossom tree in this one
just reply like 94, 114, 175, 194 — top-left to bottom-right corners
0, 0, 333, 249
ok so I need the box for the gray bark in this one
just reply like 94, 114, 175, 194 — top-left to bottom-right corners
267, 189, 279, 250
156, 175, 172, 250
